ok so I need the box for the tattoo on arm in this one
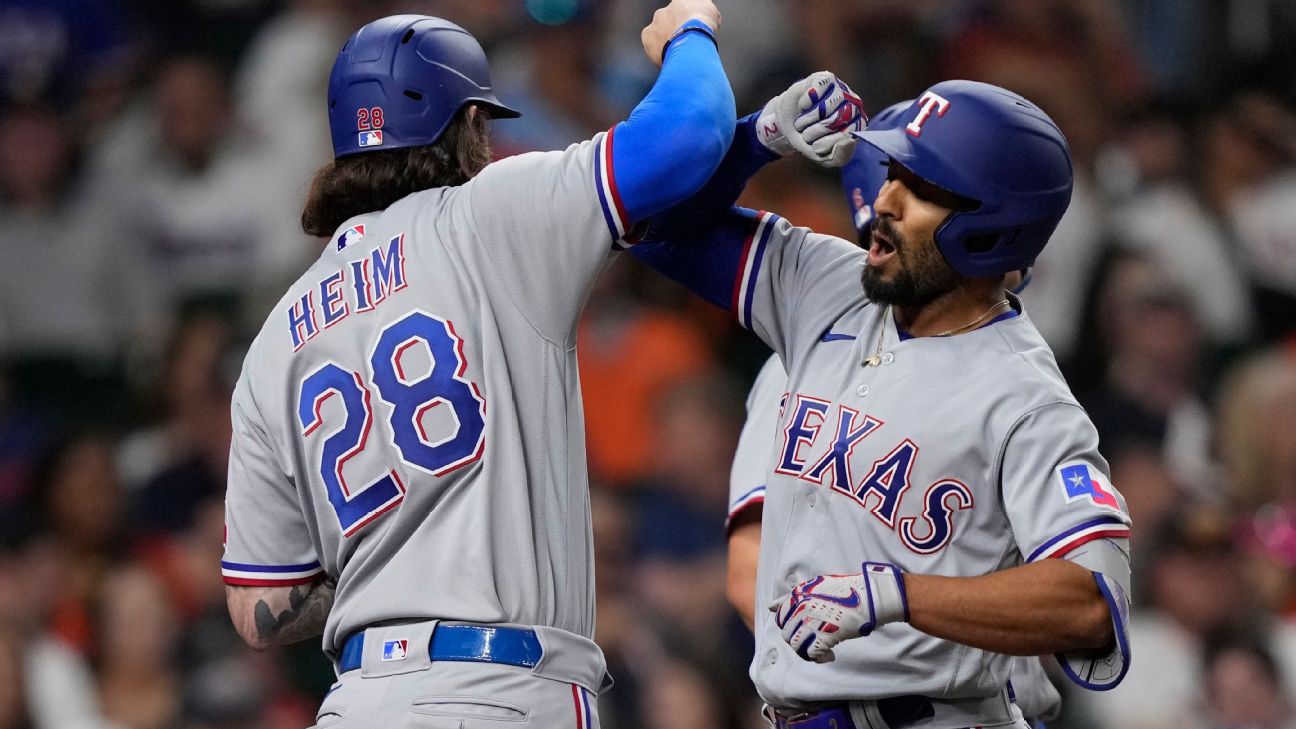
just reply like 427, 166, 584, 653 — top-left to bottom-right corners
228, 579, 336, 649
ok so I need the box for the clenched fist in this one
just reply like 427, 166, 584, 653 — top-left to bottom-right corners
641, 0, 721, 67
757, 72, 865, 168
771, 563, 909, 663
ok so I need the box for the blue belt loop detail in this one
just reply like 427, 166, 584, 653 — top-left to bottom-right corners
338, 624, 544, 673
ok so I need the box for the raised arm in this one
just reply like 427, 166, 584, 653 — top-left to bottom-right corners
611, 1, 735, 225
630, 73, 865, 313
642, 72, 864, 242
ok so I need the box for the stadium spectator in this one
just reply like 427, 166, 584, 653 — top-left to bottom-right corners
1194, 630, 1296, 729
1082, 253, 1214, 490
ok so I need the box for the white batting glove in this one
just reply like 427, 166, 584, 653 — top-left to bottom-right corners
756, 71, 865, 167
770, 562, 908, 663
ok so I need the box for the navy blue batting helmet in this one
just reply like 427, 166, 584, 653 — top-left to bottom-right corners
852, 80, 1072, 278
841, 100, 911, 237
327, 15, 521, 159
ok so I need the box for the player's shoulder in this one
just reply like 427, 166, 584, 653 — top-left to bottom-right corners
980, 304, 1081, 407
763, 216, 868, 307
768, 215, 865, 263
468, 134, 604, 189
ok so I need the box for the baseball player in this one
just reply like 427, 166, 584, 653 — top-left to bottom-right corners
725, 101, 1062, 728
220, 6, 737, 727
633, 75, 1132, 728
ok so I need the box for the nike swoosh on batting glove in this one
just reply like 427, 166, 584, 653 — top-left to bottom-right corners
769, 562, 909, 662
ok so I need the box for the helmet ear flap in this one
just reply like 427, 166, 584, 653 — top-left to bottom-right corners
962, 232, 1000, 255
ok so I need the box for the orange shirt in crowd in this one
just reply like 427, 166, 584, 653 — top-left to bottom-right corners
578, 310, 715, 487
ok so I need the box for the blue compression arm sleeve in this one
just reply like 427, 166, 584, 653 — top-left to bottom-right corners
627, 110, 783, 309
640, 111, 780, 241
632, 207, 769, 310
610, 20, 736, 224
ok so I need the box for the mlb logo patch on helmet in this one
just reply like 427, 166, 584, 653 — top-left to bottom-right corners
326, 15, 520, 158
337, 224, 366, 251
382, 639, 409, 661
1057, 464, 1119, 510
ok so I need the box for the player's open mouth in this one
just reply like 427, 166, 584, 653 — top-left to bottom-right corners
868, 230, 896, 266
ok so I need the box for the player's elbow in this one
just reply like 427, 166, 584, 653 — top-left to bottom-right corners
1069, 593, 1116, 652
669, 100, 734, 189
229, 612, 273, 652
725, 567, 755, 627
240, 633, 274, 653
225, 586, 272, 652
642, 89, 735, 194
725, 518, 762, 631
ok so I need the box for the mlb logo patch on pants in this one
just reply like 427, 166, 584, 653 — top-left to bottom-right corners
382, 639, 409, 661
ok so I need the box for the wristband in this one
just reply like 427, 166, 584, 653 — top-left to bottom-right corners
662, 18, 717, 61
861, 561, 910, 631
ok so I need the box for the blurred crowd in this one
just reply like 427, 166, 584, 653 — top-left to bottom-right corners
0, 1, 1295, 728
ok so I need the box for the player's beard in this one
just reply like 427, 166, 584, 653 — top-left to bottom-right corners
860, 217, 961, 307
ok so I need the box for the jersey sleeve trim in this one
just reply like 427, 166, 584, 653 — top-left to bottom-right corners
726, 485, 766, 531
594, 127, 633, 246
1057, 570, 1131, 691
221, 560, 325, 587
1027, 516, 1131, 562
732, 211, 777, 329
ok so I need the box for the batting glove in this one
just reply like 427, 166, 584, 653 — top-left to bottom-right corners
770, 562, 909, 663
756, 71, 866, 167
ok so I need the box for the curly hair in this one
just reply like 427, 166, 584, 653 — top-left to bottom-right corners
301, 108, 491, 238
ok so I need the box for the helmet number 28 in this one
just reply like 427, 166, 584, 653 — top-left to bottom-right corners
356, 106, 385, 131
297, 310, 486, 536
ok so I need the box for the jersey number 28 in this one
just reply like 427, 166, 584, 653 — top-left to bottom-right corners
297, 311, 486, 536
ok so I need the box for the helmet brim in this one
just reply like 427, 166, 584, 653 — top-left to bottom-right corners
473, 99, 522, 120
850, 127, 981, 204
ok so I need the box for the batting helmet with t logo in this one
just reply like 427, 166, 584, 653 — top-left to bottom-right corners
851, 80, 1072, 278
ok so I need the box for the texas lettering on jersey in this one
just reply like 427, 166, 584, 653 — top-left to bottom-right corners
774, 394, 974, 554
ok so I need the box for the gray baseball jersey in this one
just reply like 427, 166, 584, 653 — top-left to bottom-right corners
222, 131, 635, 655
728, 353, 1062, 723
716, 211, 1131, 707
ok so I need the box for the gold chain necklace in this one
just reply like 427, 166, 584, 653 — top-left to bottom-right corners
863, 300, 1011, 368
863, 307, 890, 367
934, 299, 1012, 337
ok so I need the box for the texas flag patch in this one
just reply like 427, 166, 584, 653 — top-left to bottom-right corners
382, 639, 409, 662
359, 130, 384, 148
337, 224, 365, 251
1058, 463, 1120, 510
